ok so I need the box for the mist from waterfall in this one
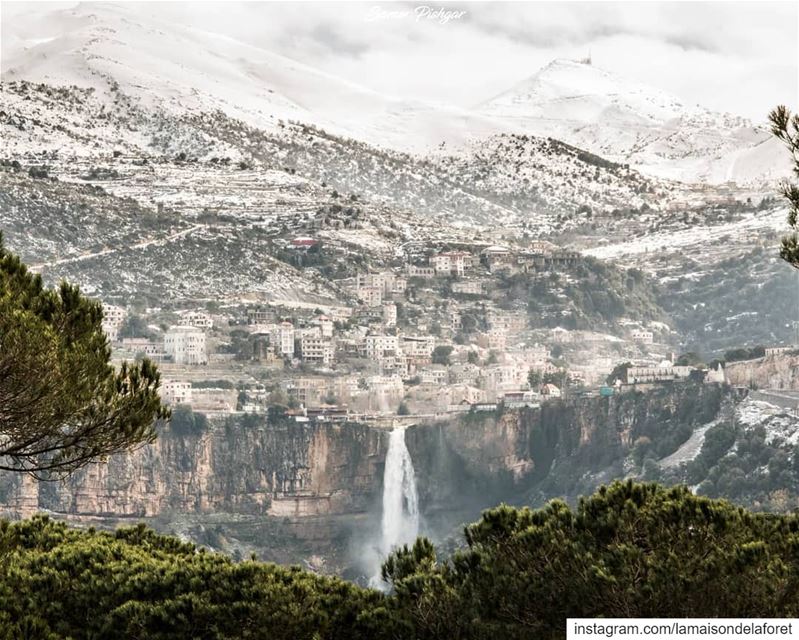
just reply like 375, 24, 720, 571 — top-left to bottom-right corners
370, 426, 419, 588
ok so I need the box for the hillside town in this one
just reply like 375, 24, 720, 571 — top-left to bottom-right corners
100, 237, 738, 423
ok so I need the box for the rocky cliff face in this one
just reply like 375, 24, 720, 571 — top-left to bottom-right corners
408, 382, 725, 513
0, 383, 728, 573
1, 416, 384, 520
726, 353, 799, 390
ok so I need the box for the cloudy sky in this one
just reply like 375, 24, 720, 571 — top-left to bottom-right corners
3, 1, 797, 121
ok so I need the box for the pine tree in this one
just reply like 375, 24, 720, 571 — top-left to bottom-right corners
0, 235, 169, 475
384, 481, 799, 639
770, 106, 799, 267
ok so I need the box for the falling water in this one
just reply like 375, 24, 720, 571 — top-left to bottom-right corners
370, 426, 419, 587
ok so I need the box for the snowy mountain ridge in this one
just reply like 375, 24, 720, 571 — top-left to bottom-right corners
477, 58, 789, 184
1, 3, 789, 186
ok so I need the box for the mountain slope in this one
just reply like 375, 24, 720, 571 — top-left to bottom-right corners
429, 133, 662, 232
477, 58, 789, 185
1, 79, 674, 229
1, 2, 507, 153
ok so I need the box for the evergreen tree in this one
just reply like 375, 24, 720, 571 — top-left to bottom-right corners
385, 481, 799, 639
431, 345, 453, 365
606, 361, 632, 385
770, 106, 799, 267
0, 516, 396, 640
0, 235, 168, 475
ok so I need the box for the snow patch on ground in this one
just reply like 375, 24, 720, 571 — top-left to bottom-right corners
736, 397, 799, 445
659, 396, 799, 470
737, 399, 785, 426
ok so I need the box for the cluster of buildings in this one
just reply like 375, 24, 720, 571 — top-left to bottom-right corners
98, 233, 709, 419
271, 338, 555, 415
398, 242, 580, 280
103, 304, 210, 365
103, 292, 567, 416
160, 380, 245, 413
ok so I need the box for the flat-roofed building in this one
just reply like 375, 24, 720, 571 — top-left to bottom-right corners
164, 326, 207, 365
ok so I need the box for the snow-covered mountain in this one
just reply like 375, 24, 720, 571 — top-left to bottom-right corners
2, 4, 788, 187
477, 58, 789, 185
1, 2, 507, 153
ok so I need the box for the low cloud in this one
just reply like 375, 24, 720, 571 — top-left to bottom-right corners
2, 1, 796, 121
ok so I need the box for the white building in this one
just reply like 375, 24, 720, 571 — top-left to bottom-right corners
271, 322, 295, 357
631, 329, 654, 345
161, 380, 192, 405
439, 383, 485, 410
520, 344, 550, 367
431, 251, 471, 277
356, 272, 405, 300
481, 246, 512, 271
102, 323, 121, 343
164, 326, 207, 365
541, 383, 562, 399
312, 314, 334, 339
452, 280, 483, 295
482, 362, 529, 396
487, 310, 528, 334
248, 308, 276, 325
529, 240, 558, 254
102, 303, 126, 326
392, 277, 407, 295
282, 377, 329, 407
366, 334, 399, 360
449, 384, 484, 405
400, 335, 435, 358
299, 332, 334, 367
765, 346, 792, 356
477, 329, 507, 351
357, 285, 383, 307
406, 265, 435, 278
448, 363, 481, 385
626, 363, 693, 384
419, 365, 448, 385
382, 303, 397, 328
191, 388, 237, 413
447, 306, 462, 332
101, 303, 127, 343
121, 338, 163, 358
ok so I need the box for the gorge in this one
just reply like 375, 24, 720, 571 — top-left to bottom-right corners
0, 382, 733, 578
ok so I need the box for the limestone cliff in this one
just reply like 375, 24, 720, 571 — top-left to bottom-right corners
0, 383, 728, 572
29, 417, 383, 519
726, 353, 799, 390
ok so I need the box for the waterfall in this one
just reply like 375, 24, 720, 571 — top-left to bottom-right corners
380, 426, 419, 554
370, 426, 419, 587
